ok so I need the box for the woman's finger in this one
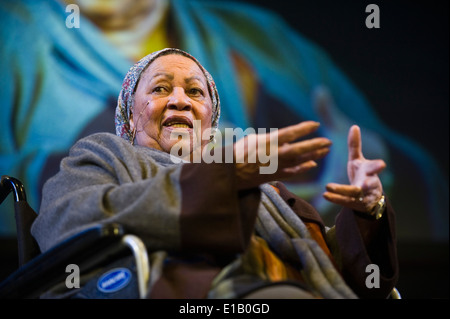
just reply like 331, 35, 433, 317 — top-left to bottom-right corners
325, 183, 362, 197
364, 159, 386, 175
283, 160, 318, 174
279, 137, 332, 158
278, 161, 318, 178
323, 191, 361, 207
347, 125, 363, 161
277, 121, 321, 144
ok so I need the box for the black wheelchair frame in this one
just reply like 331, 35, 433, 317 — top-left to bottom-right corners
0, 175, 150, 299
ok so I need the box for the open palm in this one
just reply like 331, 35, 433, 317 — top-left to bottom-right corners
323, 125, 386, 213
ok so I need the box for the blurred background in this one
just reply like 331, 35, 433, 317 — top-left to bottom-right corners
0, 0, 448, 298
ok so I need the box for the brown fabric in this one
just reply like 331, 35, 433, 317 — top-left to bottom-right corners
149, 256, 222, 299
335, 198, 398, 299
150, 161, 261, 298
179, 162, 260, 255
273, 181, 326, 227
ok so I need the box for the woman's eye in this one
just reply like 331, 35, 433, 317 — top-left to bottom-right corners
152, 86, 168, 94
189, 88, 203, 96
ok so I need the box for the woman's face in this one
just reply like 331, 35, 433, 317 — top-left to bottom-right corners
131, 54, 213, 155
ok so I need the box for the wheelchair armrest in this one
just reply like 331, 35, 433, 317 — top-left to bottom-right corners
0, 223, 126, 298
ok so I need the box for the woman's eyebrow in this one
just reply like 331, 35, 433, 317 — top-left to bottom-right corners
151, 72, 174, 80
185, 75, 204, 84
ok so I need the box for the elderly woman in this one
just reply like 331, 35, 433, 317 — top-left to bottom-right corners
31, 48, 398, 299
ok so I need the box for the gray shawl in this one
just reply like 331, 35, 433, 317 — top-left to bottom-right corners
206, 184, 358, 299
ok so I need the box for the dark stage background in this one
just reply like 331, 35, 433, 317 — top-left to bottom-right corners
242, 0, 449, 299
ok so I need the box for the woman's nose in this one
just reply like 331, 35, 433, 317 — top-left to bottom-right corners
167, 87, 192, 111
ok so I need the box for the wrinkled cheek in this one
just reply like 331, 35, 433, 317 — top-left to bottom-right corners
139, 111, 154, 129
133, 112, 161, 145
135, 108, 157, 134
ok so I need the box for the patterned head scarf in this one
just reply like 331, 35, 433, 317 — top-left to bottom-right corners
115, 48, 220, 144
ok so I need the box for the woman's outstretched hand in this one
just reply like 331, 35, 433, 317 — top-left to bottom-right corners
234, 121, 332, 190
323, 125, 386, 213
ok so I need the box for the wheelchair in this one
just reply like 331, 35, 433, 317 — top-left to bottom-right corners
0, 175, 150, 299
0, 175, 401, 299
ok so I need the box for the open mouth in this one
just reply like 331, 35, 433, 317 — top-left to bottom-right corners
162, 116, 193, 129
